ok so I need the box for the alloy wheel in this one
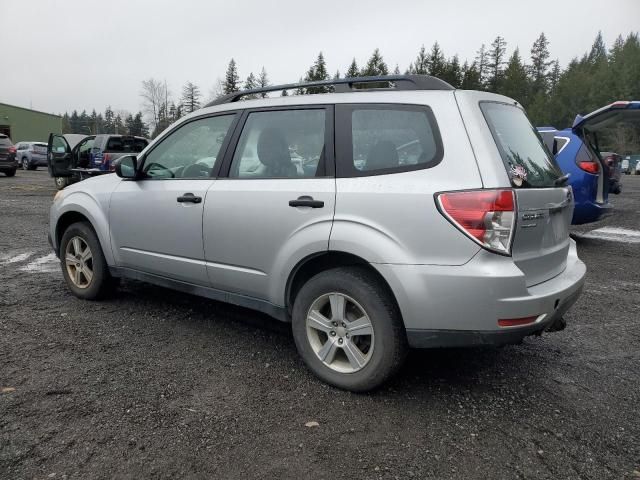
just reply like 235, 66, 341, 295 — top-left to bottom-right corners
65, 236, 94, 289
306, 293, 375, 374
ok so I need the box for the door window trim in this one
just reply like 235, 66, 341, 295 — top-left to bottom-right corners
217, 104, 336, 179
335, 103, 444, 178
136, 111, 241, 180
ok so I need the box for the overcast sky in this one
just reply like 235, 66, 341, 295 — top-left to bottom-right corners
2, 0, 639, 117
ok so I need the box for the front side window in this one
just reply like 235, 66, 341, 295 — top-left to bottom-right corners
337, 104, 443, 177
481, 102, 562, 188
229, 109, 326, 179
143, 115, 235, 179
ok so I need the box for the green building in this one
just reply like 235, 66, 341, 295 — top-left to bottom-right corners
0, 102, 62, 143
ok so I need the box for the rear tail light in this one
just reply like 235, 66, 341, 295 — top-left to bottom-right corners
8, 146, 16, 154
436, 189, 515, 256
103, 153, 110, 165
577, 161, 599, 174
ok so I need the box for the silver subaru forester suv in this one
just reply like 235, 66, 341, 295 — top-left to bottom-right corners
49, 75, 586, 391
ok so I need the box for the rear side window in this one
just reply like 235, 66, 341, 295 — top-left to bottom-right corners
336, 104, 442, 177
481, 102, 562, 188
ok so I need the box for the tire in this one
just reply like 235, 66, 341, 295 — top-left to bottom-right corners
292, 266, 407, 392
5, 168, 16, 177
54, 176, 70, 190
22, 158, 29, 170
59, 222, 118, 300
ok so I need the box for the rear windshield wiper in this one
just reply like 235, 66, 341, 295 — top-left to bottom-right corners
554, 173, 570, 186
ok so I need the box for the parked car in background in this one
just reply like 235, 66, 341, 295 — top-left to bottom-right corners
0, 134, 17, 177
48, 133, 149, 189
49, 75, 586, 391
622, 158, 630, 174
635, 159, 640, 175
538, 100, 640, 225
15, 141, 48, 170
600, 151, 622, 194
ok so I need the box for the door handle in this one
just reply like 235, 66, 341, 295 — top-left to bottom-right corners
289, 196, 324, 208
177, 193, 202, 204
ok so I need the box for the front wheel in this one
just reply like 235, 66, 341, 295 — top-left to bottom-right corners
5, 168, 16, 177
54, 176, 70, 190
292, 266, 407, 392
60, 222, 117, 300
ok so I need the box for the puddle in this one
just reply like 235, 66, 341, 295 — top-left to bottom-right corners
19, 253, 60, 273
576, 227, 640, 244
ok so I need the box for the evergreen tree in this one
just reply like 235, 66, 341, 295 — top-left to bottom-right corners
529, 32, 553, 95
442, 55, 462, 88
361, 48, 388, 76
243, 72, 258, 99
346, 58, 359, 78
427, 42, 446, 78
114, 114, 124, 134
104, 106, 115, 133
412, 45, 429, 74
487, 36, 507, 91
500, 48, 529, 104
304, 52, 330, 94
223, 59, 240, 94
181, 81, 202, 113
475, 44, 489, 89
393, 64, 400, 75
281, 89, 289, 96
125, 114, 135, 135
588, 31, 607, 65
461, 61, 483, 90
258, 67, 270, 97
61, 113, 71, 134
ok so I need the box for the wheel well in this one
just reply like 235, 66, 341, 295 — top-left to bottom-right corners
286, 251, 401, 317
56, 211, 91, 248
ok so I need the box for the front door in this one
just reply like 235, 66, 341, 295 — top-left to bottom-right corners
203, 106, 335, 304
109, 113, 238, 285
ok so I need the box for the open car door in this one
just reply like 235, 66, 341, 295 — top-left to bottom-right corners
48, 133, 89, 177
573, 101, 640, 136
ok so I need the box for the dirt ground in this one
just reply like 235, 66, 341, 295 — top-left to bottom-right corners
1, 170, 639, 479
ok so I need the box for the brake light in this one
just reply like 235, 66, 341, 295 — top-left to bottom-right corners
8, 146, 16, 154
577, 161, 599, 174
436, 189, 515, 255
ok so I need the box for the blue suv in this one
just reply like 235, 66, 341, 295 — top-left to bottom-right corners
539, 101, 640, 225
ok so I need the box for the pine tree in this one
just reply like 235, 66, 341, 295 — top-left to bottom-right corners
460, 61, 482, 90
258, 67, 270, 97
412, 45, 429, 75
281, 90, 289, 96
114, 114, 124, 135
500, 48, 529, 104
442, 55, 462, 88
588, 31, 607, 65
427, 42, 446, 78
223, 58, 240, 94
181, 81, 202, 113
393, 64, 400, 75
104, 106, 115, 133
529, 32, 553, 95
361, 48, 388, 76
304, 52, 330, 94
475, 44, 489, 89
243, 72, 258, 99
346, 58, 359, 78
487, 36, 507, 92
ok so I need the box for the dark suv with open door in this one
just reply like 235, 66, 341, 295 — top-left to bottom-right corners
48, 133, 149, 189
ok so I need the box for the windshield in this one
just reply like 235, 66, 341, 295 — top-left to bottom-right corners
481, 102, 562, 188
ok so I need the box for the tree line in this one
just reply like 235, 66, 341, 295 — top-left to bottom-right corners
61, 107, 149, 138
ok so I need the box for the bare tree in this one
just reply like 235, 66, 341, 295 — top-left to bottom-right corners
140, 78, 169, 130
207, 77, 225, 103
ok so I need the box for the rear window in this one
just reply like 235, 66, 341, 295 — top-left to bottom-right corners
0, 137, 12, 146
105, 137, 148, 153
481, 102, 562, 188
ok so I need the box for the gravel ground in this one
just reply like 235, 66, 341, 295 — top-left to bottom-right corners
1, 170, 639, 480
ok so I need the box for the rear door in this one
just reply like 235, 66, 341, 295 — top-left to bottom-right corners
478, 99, 572, 287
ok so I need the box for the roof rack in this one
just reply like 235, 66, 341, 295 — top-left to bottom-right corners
206, 75, 454, 106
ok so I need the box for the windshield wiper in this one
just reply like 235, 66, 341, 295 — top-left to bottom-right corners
554, 173, 570, 186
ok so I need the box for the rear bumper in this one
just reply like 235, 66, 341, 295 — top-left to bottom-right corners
375, 240, 586, 348
572, 200, 613, 225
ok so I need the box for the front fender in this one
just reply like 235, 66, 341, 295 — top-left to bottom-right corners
50, 191, 114, 265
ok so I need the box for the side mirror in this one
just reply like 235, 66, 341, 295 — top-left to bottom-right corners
115, 155, 138, 179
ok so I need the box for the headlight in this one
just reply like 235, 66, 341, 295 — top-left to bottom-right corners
53, 190, 65, 202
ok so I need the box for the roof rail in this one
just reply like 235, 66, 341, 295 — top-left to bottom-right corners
206, 75, 454, 106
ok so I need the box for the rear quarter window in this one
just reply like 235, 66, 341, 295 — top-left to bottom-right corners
481, 101, 562, 188
336, 104, 443, 177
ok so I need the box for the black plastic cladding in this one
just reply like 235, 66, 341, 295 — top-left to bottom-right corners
206, 75, 455, 106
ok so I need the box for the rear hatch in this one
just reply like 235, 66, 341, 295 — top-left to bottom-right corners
480, 101, 573, 287
0, 136, 13, 162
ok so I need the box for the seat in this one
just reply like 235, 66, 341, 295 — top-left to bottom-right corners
366, 140, 399, 170
256, 128, 297, 178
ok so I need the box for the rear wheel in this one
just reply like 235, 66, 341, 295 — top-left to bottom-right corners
5, 168, 16, 177
292, 266, 407, 392
60, 222, 117, 299
22, 158, 29, 170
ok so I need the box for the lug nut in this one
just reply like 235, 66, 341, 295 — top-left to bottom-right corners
330, 331, 336, 336
341, 322, 346, 328
338, 338, 343, 345
345, 333, 349, 338
332, 321, 338, 327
